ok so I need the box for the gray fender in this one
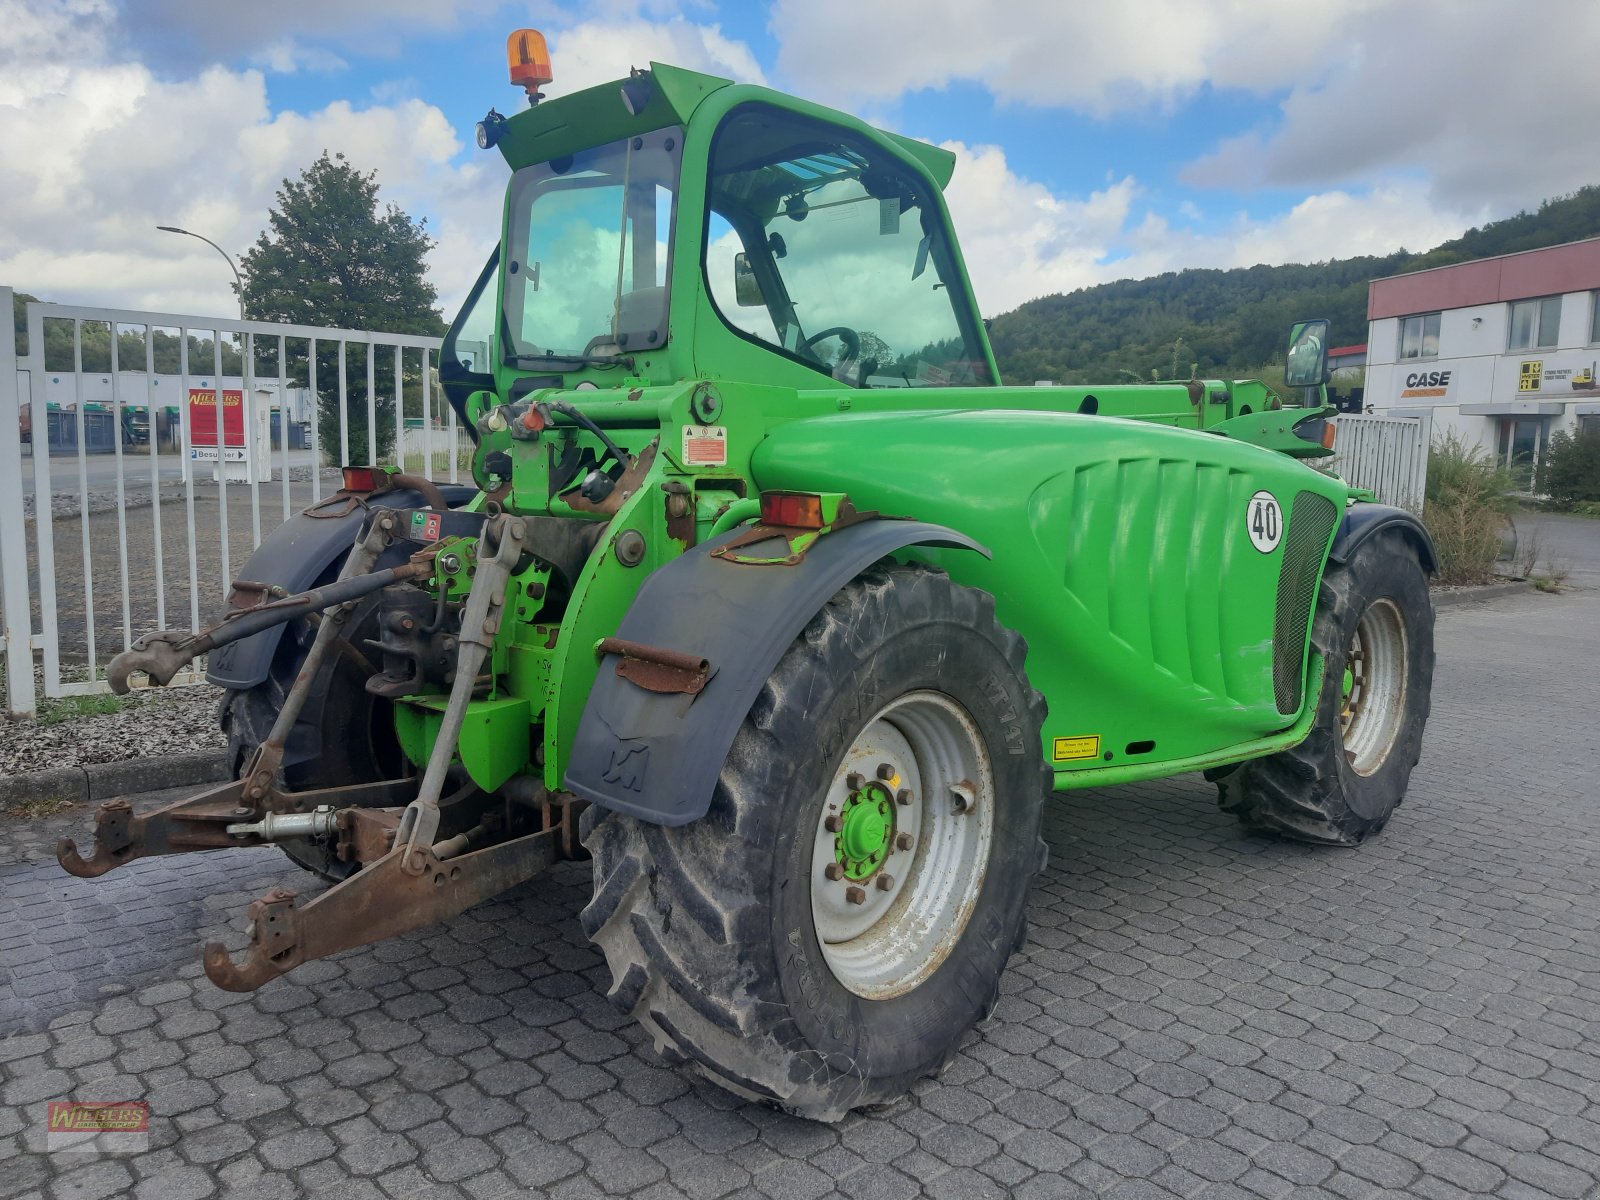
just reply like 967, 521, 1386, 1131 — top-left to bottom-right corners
1329, 502, 1437, 574
564, 519, 989, 826
205, 486, 475, 691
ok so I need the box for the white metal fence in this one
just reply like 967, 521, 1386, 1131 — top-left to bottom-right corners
0, 286, 466, 717
1330, 411, 1431, 514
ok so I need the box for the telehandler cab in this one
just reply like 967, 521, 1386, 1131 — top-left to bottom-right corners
67, 30, 1435, 1119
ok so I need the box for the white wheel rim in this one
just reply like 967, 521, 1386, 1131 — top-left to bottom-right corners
809, 691, 994, 1000
1341, 597, 1409, 776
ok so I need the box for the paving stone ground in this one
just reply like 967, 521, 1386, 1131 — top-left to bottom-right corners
3, 584, 1599, 1199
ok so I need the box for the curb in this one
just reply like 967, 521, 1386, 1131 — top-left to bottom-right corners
0, 751, 230, 813
1433, 581, 1535, 609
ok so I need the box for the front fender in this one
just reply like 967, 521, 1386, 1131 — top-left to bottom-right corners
1330, 502, 1438, 574
563, 519, 988, 826
205, 486, 476, 691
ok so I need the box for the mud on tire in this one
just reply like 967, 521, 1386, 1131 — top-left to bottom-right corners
581, 564, 1050, 1120
1218, 528, 1434, 845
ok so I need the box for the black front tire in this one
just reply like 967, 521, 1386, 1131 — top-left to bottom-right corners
1218, 529, 1435, 845
580, 565, 1050, 1120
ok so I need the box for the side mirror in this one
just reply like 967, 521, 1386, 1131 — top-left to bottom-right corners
1284, 318, 1330, 389
733, 253, 764, 307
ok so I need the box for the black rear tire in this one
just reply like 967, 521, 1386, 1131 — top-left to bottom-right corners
221, 589, 399, 882
1218, 529, 1434, 845
580, 564, 1049, 1120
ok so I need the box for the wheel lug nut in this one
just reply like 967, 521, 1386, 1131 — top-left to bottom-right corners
824, 863, 843, 881
876, 762, 895, 780
845, 772, 864, 791
896, 788, 912, 806
895, 833, 913, 851
875, 874, 894, 891
824, 815, 843, 833
845, 886, 866, 905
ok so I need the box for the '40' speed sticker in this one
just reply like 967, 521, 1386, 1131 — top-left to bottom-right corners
1246, 490, 1283, 553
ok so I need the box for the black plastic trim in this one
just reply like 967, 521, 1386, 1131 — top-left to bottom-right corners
564, 519, 989, 826
1329, 502, 1438, 574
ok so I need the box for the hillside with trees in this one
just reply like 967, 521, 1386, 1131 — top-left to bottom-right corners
988, 185, 1600, 386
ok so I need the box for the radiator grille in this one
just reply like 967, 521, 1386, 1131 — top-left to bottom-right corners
1273, 491, 1339, 715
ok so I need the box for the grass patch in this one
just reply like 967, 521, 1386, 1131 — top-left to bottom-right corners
2, 795, 77, 819
36, 693, 125, 726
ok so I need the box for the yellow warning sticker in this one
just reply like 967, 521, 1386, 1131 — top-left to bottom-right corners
1053, 735, 1101, 762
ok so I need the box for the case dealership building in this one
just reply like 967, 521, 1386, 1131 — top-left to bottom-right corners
1364, 237, 1600, 482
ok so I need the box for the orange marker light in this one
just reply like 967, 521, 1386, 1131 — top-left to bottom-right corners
342, 466, 380, 492
760, 491, 826, 529
507, 29, 553, 91
1322, 422, 1337, 450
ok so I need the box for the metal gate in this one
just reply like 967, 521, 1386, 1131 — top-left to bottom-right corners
0, 287, 461, 717
1330, 411, 1431, 514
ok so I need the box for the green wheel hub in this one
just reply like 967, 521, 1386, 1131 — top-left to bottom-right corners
837, 782, 895, 879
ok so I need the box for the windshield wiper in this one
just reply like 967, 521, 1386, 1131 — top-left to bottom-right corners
507, 351, 634, 369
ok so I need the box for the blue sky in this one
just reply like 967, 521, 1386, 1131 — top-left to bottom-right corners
5, 0, 1598, 322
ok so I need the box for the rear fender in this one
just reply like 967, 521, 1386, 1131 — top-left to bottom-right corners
1329, 503, 1437, 574
564, 519, 988, 826
205, 486, 476, 691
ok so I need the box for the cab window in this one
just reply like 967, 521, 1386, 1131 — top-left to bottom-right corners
703, 106, 991, 387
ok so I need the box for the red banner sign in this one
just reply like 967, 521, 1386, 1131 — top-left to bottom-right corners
188, 389, 245, 446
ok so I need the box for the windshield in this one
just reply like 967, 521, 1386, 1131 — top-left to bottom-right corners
703, 106, 991, 387
502, 127, 682, 364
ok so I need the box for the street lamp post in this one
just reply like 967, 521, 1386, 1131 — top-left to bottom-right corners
159, 225, 255, 482
156, 225, 245, 322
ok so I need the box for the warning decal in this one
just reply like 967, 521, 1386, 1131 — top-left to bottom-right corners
682, 424, 728, 467
411, 510, 443, 543
1053, 735, 1101, 762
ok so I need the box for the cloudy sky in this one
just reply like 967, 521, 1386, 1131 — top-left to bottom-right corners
4, 0, 1598, 324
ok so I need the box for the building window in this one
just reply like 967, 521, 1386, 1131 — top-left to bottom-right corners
1398, 312, 1440, 359
1508, 296, 1561, 350
1496, 416, 1550, 492
1590, 291, 1600, 344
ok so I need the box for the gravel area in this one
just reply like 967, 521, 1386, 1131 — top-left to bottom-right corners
0, 679, 225, 776
22, 468, 341, 521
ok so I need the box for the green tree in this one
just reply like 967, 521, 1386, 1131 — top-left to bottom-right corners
239, 151, 443, 461
1537, 425, 1600, 507
13, 292, 39, 356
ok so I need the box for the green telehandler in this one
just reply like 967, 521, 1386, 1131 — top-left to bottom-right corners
65, 31, 1435, 1120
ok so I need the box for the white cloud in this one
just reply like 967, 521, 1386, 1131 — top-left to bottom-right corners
939, 142, 1137, 313
1183, 0, 1600, 211
252, 38, 349, 74
0, 6, 772, 323
547, 16, 765, 96
770, 0, 1381, 113
770, 0, 1600, 221
0, 8, 502, 317
938, 144, 1481, 313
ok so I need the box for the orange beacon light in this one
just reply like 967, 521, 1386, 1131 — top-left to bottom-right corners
508, 29, 552, 101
